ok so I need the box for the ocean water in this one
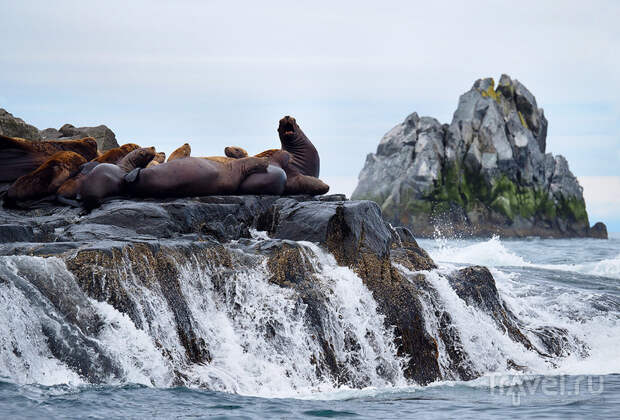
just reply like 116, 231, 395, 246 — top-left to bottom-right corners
1, 234, 619, 419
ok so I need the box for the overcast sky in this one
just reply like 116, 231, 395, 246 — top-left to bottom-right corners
1, 0, 618, 230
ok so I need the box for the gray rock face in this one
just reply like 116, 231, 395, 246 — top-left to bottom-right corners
41, 123, 119, 151
353, 75, 601, 238
0, 107, 120, 151
0, 108, 41, 140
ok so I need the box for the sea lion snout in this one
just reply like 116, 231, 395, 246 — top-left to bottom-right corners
278, 116, 297, 137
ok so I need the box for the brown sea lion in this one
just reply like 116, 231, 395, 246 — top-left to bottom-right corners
6, 151, 87, 203
224, 146, 249, 159
125, 156, 269, 198
238, 150, 289, 195
201, 156, 234, 164
234, 116, 328, 195
56, 143, 144, 200
146, 152, 166, 168
277, 116, 319, 177
283, 173, 329, 195
254, 149, 280, 159
56, 161, 100, 200
78, 147, 156, 207
93, 143, 141, 164
168, 143, 191, 162
0, 134, 98, 182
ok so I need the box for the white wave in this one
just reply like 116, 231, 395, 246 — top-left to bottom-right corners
429, 236, 530, 267
550, 253, 620, 280
91, 300, 175, 387
492, 268, 620, 376
175, 242, 405, 397
0, 257, 83, 386
427, 236, 620, 279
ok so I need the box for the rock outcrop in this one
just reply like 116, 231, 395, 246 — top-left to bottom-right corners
0, 107, 119, 151
0, 194, 577, 387
41, 123, 119, 151
352, 75, 607, 238
0, 108, 41, 140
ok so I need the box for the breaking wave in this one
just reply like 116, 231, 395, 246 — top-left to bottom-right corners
426, 236, 620, 280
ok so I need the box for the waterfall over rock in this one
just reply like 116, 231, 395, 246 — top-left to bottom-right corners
0, 195, 591, 395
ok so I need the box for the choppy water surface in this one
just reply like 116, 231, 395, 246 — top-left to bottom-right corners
1, 234, 619, 419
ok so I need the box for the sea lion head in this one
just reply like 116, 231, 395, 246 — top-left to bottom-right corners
168, 143, 191, 162
117, 146, 156, 172
277, 116, 302, 145
120, 143, 141, 153
277, 115, 320, 177
224, 146, 249, 159
94, 143, 141, 164
146, 152, 166, 168
153, 152, 166, 163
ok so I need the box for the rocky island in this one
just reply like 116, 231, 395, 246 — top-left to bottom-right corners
0, 105, 598, 391
352, 75, 607, 239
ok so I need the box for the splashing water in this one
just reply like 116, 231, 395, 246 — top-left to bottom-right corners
0, 234, 618, 409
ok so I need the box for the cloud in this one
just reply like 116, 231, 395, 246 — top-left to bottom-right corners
1, 0, 618, 224
579, 177, 620, 220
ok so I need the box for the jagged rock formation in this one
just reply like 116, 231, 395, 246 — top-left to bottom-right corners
0, 194, 578, 388
352, 75, 607, 238
0, 108, 119, 151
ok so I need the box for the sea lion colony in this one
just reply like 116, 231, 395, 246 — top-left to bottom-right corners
0, 116, 330, 208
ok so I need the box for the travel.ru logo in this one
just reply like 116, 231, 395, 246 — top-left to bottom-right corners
488, 374, 604, 406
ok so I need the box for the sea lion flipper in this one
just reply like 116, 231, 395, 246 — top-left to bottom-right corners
56, 195, 81, 207
285, 174, 330, 196
125, 168, 141, 183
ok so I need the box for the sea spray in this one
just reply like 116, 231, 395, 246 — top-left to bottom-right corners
0, 235, 618, 397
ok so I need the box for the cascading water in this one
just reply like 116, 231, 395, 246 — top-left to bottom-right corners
1, 234, 618, 401
0, 239, 406, 397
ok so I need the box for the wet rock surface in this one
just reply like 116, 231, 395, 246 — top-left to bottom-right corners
0, 195, 573, 386
352, 75, 607, 239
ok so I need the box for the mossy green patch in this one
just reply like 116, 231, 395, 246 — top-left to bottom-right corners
491, 196, 513, 219
396, 165, 577, 225
558, 196, 588, 224
480, 79, 501, 103
518, 111, 528, 129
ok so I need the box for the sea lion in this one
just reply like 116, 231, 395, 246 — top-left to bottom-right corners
5, 151, 87, 203
78, 147, 156, 207
238, 116, 328, 195
224, 146, 249, 159
277, 116, 320, 177
56, 143, 144, 200
238, 150, 289, 195
93, 143, 141, 164
56, 161, 100, 201
168, 143, 191, 162
283, 172, 329, 195
146, 152, 166, 168
125, 156, 269, 198
0, 134, 98, 182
